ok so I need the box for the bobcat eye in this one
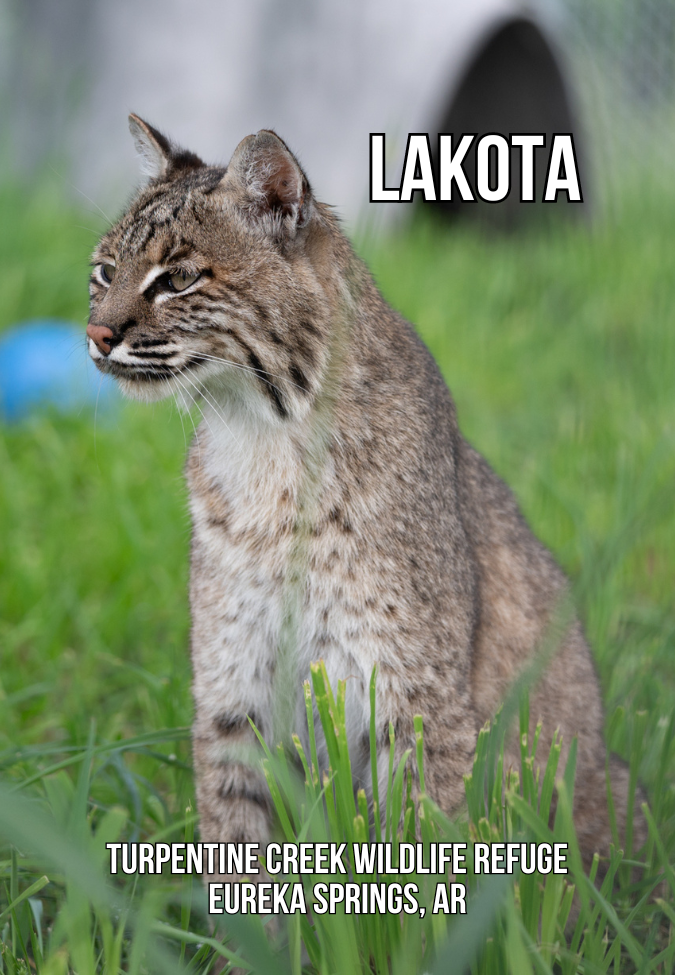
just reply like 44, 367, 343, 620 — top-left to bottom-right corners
100, 263, 116, 284
168, 270, 200, 292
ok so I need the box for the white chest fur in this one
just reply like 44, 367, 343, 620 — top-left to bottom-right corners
188, 398, 373, 780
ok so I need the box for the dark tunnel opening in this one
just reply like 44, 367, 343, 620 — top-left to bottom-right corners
429, 18, 586, 227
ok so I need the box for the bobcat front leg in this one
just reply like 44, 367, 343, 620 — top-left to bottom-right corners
374, 662, 480, 821
190, 551, 279, 882
192, 711, 271, 852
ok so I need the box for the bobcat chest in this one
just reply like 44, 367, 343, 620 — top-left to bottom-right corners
186, 407, 373, 752
188, 410, 300, 609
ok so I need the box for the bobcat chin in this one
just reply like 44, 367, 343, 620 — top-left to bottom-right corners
87, 114, 643, 875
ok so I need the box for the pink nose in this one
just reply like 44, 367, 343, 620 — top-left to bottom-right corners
86, 324, 114, 354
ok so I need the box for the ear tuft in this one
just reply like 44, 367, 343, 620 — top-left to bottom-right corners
128, 113, 204, 182
229, 130, 311, 233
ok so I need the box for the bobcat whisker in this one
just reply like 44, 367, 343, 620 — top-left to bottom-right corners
48, 162, 113, 225
171, 374, 206, 466
177, 375, 238, 460
93, 373, 106, 464
164, 375, 190, 455
183, 349, 306, 396
76, 224, 111, 239
186, 401, 204, 469
177, 368, 242, 450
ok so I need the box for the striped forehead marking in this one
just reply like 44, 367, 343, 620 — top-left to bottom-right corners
108, 166, 226, 258
117, 189, 190, 253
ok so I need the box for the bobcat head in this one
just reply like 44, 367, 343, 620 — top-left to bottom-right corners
87, 115, 336, 421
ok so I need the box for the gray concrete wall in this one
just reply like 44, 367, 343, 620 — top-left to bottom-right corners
1, 0, 572, 228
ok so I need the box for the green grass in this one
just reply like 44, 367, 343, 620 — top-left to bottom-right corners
0, 178, 674, 972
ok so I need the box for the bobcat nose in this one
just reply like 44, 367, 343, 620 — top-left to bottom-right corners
86, 324, 115, 354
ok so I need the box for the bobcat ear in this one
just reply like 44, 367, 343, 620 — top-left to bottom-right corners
128, 113, 204, 181
228, 130, 312, 233
129, 114, 172, 179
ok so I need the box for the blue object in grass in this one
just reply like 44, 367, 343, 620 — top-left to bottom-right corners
0, 320, 118, 421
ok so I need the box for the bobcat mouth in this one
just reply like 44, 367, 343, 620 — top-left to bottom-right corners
92, 350, 202, 383
107, 363, 178, 382
93, 358, 178, 382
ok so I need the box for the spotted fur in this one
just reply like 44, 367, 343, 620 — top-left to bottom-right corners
88, 116, 643, 878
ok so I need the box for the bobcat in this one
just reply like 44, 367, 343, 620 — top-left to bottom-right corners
87, 114, 641, 871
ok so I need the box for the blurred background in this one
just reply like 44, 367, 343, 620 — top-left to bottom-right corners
1, 1, 675, 968
3, 0, 675, 226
